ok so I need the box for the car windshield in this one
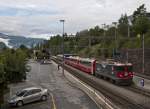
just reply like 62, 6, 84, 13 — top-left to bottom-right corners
16, 90, 27, 97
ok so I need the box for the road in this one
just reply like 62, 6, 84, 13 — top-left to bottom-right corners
5, 60, 99, 109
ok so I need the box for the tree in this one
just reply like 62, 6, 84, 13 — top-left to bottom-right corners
0, 63, 5, 83
132, 4, 147, 23
89, 26, 103, 36
76, 30, 89, 50
0, 60, 5, 105
118, 14, 129, 37
133, 16, 150, 35
19, 44, 28, 50
4, 49, 27, 82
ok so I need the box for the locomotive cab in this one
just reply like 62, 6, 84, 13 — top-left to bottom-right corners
95, 62, 134, 85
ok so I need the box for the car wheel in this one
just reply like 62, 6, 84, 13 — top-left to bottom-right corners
17, 101, 23, 107
41, 95, 47, 101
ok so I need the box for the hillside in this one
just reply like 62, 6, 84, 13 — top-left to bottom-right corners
0, 33, 45, 48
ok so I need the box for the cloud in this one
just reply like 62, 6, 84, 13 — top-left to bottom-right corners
0, 0, 149, 39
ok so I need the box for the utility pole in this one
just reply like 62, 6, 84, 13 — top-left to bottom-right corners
127, 24, 130, 62
88, 35, 92, 58
112, 22, 118, 57
142, 34, 145, 74
60, 20, 65, 76
102, 24, 106, 49
88, 36, 91, 49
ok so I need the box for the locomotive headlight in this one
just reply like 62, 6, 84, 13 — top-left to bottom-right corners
97, 68, 100, 71
124, 72, 128, 76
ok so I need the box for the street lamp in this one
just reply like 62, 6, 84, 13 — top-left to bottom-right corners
112, 22, 118, 56
102, 24, 106, 37
142, 34, 145, 74
60, 19, 65, 76
102, 23, 107, 58
126, 23, 130, 62
102, 24, 106, 48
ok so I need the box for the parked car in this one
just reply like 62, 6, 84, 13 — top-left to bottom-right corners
8, 87, 49, 107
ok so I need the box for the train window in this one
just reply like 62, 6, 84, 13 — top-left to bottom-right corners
101, 64, 106, 68
115, 66, 133, 72
115, 66, 125, 71
80, 61, 91, 67
96, 64, 102, 71
127, 66, 132, 71
106, 65, 112, 71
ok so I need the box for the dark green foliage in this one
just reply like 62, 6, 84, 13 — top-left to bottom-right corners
0, 63, 5, 83
118, 14, 129, 37
20, 44, 28, 50
0, 48, 28, 104
0, 42, 7, 50
0, 47, 28, 83
132, 4, 147, 23
133, 16, 150, 34
0, 82, 4, 105
4, 49, 27, 82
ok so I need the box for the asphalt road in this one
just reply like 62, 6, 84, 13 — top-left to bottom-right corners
5, 60, 99, 109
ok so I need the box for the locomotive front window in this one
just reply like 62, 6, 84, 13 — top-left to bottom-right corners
115, 66, 125, 71
96, 64, 102, 71
127, 66, 132, 72
115, 66, 133, 72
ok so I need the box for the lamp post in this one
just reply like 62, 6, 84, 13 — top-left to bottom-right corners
102, 24, 106, 49
127, 23, 130, 62
142, 34, 145, 74
112, 22, 118, 57
60, 19, 65, 76
102, 24, 106, 37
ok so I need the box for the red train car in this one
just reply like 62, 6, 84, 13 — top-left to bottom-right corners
65, 56, 96, 75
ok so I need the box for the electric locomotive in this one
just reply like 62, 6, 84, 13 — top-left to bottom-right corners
95, 60, 134, 85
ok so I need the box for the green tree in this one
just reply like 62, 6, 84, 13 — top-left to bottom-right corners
0, 56, 5, 105
133, 16, 150, 35
118, 14, 129, 37
132, 4, 147, 23
4, 49, 27, 82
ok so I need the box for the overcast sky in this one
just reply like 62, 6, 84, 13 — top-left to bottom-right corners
0, 0, 150, 39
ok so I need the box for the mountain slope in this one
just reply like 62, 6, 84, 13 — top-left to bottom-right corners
0, 33, 45, 48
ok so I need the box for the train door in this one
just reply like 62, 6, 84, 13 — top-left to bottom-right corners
95, 63, 103, 76
106, 65, 112, 75
91, 60, 96, 75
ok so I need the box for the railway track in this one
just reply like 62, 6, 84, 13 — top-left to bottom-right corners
52, 58, 148, 109
125, 85, 150, 97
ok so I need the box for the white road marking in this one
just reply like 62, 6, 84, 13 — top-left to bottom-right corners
66, 71, 114, 109
50, 93, 57, 109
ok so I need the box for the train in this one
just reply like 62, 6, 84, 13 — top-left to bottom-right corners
56, 54, 134, 85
